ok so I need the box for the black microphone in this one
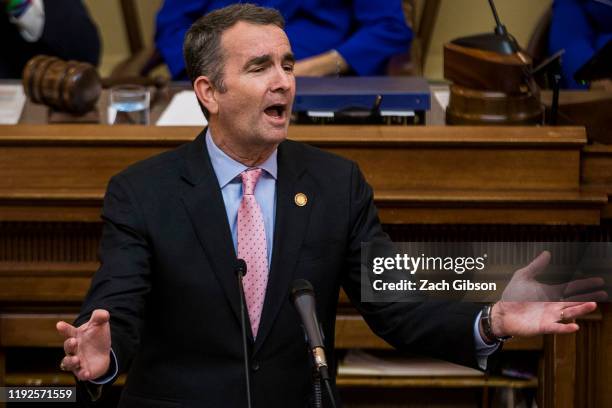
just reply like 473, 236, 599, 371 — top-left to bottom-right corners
451, 0, 519, 55
290, 279, 329, 380
236, 259, 252, 408
291, 280, 337, 408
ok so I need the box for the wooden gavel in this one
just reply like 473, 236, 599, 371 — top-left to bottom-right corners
22, 55, 168, 115
22, 55, 102, 115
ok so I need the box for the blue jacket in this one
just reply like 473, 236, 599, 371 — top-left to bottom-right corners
549, 0, 612, 88
155, 0, 413, 79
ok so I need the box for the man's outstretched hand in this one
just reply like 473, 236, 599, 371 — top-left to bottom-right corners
490, 301, 597, 338
56, 309, 111, 381
501, 251, 608, 303
487, 250, 607, 339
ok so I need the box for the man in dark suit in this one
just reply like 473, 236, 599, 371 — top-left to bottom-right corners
56, 4, 598, 407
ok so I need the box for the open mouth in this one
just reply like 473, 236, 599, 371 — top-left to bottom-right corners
264, 103, 287, 119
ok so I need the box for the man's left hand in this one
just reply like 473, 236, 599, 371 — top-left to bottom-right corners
488, 249, 608, 338
489, 301, 597, 338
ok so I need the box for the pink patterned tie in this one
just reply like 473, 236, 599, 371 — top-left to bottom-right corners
237, 168, 268, 337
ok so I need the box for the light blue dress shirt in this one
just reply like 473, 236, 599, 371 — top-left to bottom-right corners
205, 129, 276, 265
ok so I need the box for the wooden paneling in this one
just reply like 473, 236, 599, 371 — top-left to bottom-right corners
0, 277, 90, 303
543, 333, 577, 408
582, 145, 612, 187
596, 303, 612, 408
336, 376, 538, 389
0, 222, 101, 263
583, 144, 612, 220
1, 125, 604, 225
576, 319, 601, 408
0, 222, 99, 304
377, 198, 603, 225
0, 123, 608, 407
0, 314, 73, 347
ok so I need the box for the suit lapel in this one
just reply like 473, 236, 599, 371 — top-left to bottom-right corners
179, 130, 243, 326
254, 142, 314, 353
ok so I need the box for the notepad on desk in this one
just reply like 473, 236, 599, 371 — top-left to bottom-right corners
0, 84, 26, 124
338, 349, 483, 377
433, 89, 450, 111
156, 90, 207, 126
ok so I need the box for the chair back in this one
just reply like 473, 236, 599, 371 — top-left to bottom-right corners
388, 0, 441, 76
526, 7, 553, 65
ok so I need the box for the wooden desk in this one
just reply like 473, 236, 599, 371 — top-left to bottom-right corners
0, 124, 602, 224
1, 123, 609, 408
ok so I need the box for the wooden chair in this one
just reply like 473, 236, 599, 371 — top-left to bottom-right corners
526, 7, 553, 68
109, 0, 164, 81
387, 0, 441, 76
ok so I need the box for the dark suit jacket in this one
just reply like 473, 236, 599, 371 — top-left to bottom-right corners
77, 130, 483, 407
0, 0, 100, 78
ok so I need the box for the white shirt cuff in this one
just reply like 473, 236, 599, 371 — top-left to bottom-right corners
89, 349, 119, 385
473, 310, 500, 370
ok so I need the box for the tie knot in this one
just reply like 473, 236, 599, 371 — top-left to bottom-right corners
241, 168, 263, 195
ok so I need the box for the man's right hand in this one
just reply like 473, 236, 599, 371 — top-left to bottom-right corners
56, 309, 112, 381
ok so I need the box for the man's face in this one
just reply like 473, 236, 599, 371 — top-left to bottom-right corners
212, 22, 295, 151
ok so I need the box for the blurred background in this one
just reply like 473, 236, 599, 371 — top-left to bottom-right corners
84, 0, 551, 80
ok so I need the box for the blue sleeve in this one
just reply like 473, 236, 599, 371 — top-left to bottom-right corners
155, 0, 212, 79
335, 0, 413, 75
549, 0, 594, 88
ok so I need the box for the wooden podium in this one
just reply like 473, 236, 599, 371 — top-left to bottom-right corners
0, 124, 611, 407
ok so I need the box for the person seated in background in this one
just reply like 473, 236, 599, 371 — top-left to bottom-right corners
549, 0, 612, 89
155, 0, 413, 79
0, 0, 100, 78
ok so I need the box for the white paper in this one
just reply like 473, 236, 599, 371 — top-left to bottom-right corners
0, 84, 26, 124
434, 90, 450, 111
338, 350, 484, 377
156, 90, 207, 126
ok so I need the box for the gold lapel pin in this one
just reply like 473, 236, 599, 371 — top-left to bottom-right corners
294, 193, 308, 207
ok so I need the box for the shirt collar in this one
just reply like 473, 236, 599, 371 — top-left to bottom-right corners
205, 128, 278, 188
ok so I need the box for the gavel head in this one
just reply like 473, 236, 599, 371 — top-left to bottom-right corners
22, 55, 102, 115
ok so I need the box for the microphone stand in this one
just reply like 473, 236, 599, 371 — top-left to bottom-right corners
291, 280, 337, 408
323, 378, 336, 408
307, 340, 336, 408
488, 0, 506, 35
311, 367, 323, 408
236, 259, 253, 408
309, 332, 336, 408
532, 50, 564, 125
